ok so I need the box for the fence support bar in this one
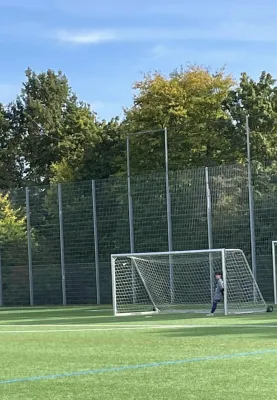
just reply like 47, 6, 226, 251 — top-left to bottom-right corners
58, 184, 67, 306
92, 180, 101, 305
26, 187, 34, 306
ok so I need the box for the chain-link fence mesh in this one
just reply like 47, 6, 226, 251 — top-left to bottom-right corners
1, 188, 29, 306
95, 177, 130, 304
1, 162, 276, 306
171, 168, 208, 251
132, 173, 168, 253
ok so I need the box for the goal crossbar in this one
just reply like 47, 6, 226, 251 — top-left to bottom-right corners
111, 248, 236, 259
111, 248, 267, 316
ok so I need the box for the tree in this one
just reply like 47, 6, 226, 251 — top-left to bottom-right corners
77, 117, 125, 180
0, 192, 26, 244
124, 65, 235, 173
50, 102, 100, 183
13, 68, 70, 184
224, 71, 277, 163
0, 103, 23, 188
11, 68, 100, 185
50, 117, 125, 183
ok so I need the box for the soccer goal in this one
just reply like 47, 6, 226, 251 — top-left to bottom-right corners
272, 241, 277, 305
111, 248, 267, 316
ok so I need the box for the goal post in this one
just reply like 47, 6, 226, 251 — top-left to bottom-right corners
272, 241, 277, 305
111, 248, 267, 316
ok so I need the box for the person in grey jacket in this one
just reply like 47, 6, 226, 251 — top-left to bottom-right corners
207, 272, 224, 316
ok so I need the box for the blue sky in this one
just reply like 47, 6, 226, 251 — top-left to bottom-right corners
1, 0, 277, 120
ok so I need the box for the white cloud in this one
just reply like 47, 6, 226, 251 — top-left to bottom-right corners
1, 0, 277, 24
56, 29, 117, 44
1, 0, 277, 46
54, 22, 277, 45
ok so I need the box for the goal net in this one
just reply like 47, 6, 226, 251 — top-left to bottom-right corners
111, 249, 267, 316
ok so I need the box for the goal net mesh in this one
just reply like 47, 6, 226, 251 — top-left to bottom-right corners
112, 249, 267, 315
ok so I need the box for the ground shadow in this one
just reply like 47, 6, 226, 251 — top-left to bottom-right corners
148, 325, 277, 339
0, 306, 276, 326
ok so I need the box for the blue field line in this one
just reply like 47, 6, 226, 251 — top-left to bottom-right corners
1, 349, 277, 385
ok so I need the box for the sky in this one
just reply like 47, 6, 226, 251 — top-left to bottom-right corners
1, 0, 277, 120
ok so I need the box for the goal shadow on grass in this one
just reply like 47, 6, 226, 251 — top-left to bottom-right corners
0, 310, 208, 325
0, 307, 275, 326
149, 325, 277, 339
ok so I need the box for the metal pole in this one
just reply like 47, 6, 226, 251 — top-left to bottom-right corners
126, 128, 173, 302
0, 248, 2, 307
205, 167, 214, 304
26, 187, 34, 306
58, 184, 66, 306
165, 127, 173, 252
92, 180, 100, 305
221, 249, 228, 316
126, 135, 135, 253
272, 241, 277, 305
246, 115, 257, 280
111, 255, 117, 316
164, 127, 174, 302
126, 135, 136, 304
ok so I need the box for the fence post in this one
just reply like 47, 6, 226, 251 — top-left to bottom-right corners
92, 180, 100, 305
205, 167, 213, 250
26, 187, 34, 306
0, 247, 2, 307
126, 136, 135, 253
164, 128, 174, 302
165, 127, 173, 252
246, 115, 257, 280
205, 167, 214, 304
126, 135, 137, 304
58, 184, 66, 306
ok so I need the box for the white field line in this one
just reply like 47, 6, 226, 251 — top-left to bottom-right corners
84, 310, 112, 312
0, 323, 181, 327
1, 320, 275, 327
0, 308, 112, 315
0, 324, 276, 334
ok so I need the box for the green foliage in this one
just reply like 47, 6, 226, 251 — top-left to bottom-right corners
3, 64, 277, 185
224, 71, 277, 162
0, 192, 26, 245
124, 65, 235, 173
0, 192, 31, 305
0, 103, 23, 188
7, 68, 101, 185
14, 68, 70, 183
77, 118, 125, 180
50, 159, 75, 184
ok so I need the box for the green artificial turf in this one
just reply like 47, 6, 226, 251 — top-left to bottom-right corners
0, 307, 277, 399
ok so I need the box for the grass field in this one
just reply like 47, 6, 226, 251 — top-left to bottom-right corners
1, 307, 277, 400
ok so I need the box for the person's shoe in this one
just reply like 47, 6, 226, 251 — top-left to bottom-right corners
206, 313, 214, 316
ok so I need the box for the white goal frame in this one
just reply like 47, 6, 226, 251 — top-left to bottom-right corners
111, 248, 266, 316
272, 241, 277, 304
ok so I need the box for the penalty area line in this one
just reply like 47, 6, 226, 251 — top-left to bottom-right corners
0, 324, 276, 334
1, 348, 277, 385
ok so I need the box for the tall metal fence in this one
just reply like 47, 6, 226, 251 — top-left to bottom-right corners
1, 162, 277, 306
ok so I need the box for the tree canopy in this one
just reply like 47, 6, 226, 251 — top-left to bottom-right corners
1, 65, 277, 186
